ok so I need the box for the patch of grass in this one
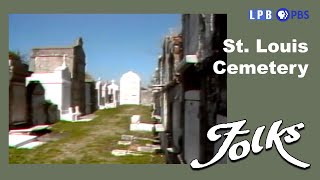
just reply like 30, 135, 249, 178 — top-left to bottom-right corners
9, 105, 165, 164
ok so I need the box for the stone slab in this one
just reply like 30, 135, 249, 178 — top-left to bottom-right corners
111, 149, 142, 156
121, 135, 135, 141
130, 123, 154, 132
18, 141, 45, 149
137, 146, 155, 153
111, 149, 128, 156
131, 115, 141, 124
145, 144, 161, 150
9, 134, 37, 147
118, 141, 132, 145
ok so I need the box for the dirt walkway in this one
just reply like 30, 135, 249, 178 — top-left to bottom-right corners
9, 105, 165, 164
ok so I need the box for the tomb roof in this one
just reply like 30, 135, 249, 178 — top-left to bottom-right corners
32, 37, 83, 50
32, 46, 74, 50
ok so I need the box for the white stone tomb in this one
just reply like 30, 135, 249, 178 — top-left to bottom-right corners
119, 71, 141, 105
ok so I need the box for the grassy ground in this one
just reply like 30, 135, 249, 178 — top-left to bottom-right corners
9, 105, 165, 164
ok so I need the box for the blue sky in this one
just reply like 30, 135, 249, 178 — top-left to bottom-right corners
9, 14, 181, 86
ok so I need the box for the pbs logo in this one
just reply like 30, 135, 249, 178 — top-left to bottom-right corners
276, 8, 309, 22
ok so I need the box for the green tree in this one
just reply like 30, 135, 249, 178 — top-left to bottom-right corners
85, 72, 95, 82
9, 50, 29, 65
9, 51, 22, 61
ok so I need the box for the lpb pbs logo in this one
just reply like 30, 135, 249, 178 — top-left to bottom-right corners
249, 8, 309, 22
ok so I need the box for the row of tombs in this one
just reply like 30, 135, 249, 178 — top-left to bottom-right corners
151, 14, 228, 164
9, 57, 120, 128
9, 38, 144, 128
